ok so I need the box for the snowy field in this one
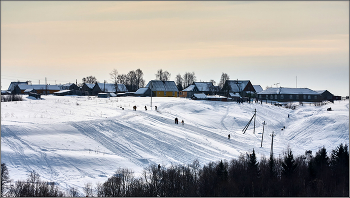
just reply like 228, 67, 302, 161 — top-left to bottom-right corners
1, 95, 349, 192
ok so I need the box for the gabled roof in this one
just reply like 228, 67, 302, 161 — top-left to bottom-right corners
8, 81, 28, 91
193, 82, 214, 92
145, 80, 178, 92
225, 80, 253, 92
258, 87, 320, 95
135, 88, 149, 95
182, 85, 196, 92
18, 84, 60, 91
84, 83, 95, 89
253, 85, 263, 93
95, 83, 128, 92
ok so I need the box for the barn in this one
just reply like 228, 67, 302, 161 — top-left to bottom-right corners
134, 87, 152, 97
91, 83, 128, 95
81, 83, 95, 96
179, 85, 198, 98
145, 80, 179, 97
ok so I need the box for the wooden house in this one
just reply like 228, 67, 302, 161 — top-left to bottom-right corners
8, 81, 29, 93
13, 84, 60, 95
179, 85, 198, 98
315, 90, 334, 102
81, 83, 95, 96
223, 80, 256, 97
257, 87, 322, 102
193, 82, 216, 95
91, 83, 128, 95
145, 80, 179, 97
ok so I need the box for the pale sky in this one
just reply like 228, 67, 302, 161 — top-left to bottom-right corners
1, 1, 349, 96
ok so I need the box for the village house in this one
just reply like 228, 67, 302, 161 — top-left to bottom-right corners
222, 80, 256, 97
145, 80, 179, 97
12, 84, 60, 95
81, 83, 95, 96
179, 85, 198, 98
314, 90, 335, 102
91, 83, 128, 96
134, 87, 152, 97
257, 87, 322, 102
7, 81, 29, 94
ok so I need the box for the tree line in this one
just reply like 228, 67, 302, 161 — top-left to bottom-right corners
2, 144, 348, 197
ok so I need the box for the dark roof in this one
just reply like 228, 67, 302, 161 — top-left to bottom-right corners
145, 80, 178, 92
193, 82, 214, 92
258, 87, 320, 95
225, 80, 253, 92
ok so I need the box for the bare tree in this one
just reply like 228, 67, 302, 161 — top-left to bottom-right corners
182, 72, 196, 89
218, 73, 229, 89
210, 79, 216, 86
175, 74, 183, 91
127, 70, 137, 91
117, 74, 128, 85
82, 76, 98, 84
83, 183, 93, 197
156, 69, 171, 81
135, 69, 145, 89
110, 69, 119, 84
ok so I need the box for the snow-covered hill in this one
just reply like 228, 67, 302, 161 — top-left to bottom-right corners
1, 96, 348, 192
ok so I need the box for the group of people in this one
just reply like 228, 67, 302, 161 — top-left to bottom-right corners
175, 117, 184, 125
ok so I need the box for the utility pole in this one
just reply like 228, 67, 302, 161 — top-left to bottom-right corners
104, 80, 106, 92
261, 121, 266, 147
242, 109, 257, 134
270, 131, 275, 156
296, 76, 297, 88
253, 109, 256, 134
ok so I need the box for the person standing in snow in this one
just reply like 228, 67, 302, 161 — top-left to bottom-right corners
181, 120, 184, 125
145, 106, 147, 111
288, 114, 289, 118
228, 134, 230, 139
175, 117, 178, 124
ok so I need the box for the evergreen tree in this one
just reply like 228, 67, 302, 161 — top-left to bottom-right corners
1, 163, 10, 197
282, 149, 297, 178
247, 149, 260, 178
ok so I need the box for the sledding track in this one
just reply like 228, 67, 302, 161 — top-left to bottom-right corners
1, 96, 349, 193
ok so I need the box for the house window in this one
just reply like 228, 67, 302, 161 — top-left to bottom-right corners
173, 91, 175, 96
271, 95, 274, 99
296, 95, 299, 99
164, 91, 166, 96
259, 95, 261, 99
281, 95, 284, 99
308, 95, 311, 99
314, 96, 317, 100
290, 95, 293, 99
303, 95, 306, 99
266, 95, 269, 99
275, 95, 277, 99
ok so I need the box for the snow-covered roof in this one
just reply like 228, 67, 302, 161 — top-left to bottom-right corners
193, 93, 207, 99
206, 95, 227, 99
24, 89, 34, 93
182, 85, 196, 92
18, 84, 60, 91
258, 87, 320, 95
193, 82, 214, 92
253, 85, 263, 93
54, 90, 71, 94
96, 83, 128, 92
226, 80, 252, 93
145, 80, 178, 92
84, 83, 95, 89
135, 88, 149, 95
314, 90, 327, 94
229, 93, 241, 98
110, 93, 117, 97
8, 82, 28, 91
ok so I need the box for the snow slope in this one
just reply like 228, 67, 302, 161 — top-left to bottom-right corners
1, 96, 349, 192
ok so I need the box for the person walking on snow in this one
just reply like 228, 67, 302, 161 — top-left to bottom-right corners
228, 134, 230, 139
175, 117, 178, 124
181, 120, 184, 125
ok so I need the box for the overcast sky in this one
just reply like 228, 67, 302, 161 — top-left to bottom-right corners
1, 1, 349, 96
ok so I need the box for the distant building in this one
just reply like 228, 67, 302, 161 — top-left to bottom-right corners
134, 87, 152, 97
92, 83, 128, 95
179, 85, 198, 98
145, 80, 179, 97
253, 85, 263, 93
257, 87, 322, 102
13, 84, 60, 95
314, 90, 334, 102
59, 83, 79, 91
8, 81, 29, 93
81, 83, 95, 96
223, 80, 256, 97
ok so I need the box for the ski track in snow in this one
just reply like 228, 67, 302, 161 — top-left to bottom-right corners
1, 96, 348, 193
